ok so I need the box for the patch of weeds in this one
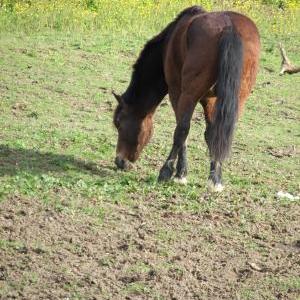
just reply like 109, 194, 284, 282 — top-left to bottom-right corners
81, 205, 105, 224
21, 271, 39, 285
240, 288, 257, 300
126, 261, 152, 274
265, 276, 300, 292
124, 282, 151, 296
62, 282, 84, 300
0, 239, 25, 252
156, 229, 177, 243
97, 255, 115, 268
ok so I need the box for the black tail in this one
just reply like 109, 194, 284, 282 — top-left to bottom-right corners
206, 25, 243, 162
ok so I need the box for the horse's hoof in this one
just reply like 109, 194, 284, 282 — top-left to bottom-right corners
174, 177, 187, 185
207, 180, 224, 193
158, 166, 173, 182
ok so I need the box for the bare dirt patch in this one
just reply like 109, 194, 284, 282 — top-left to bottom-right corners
267, 145, 300, 158
0, 196, 299, 300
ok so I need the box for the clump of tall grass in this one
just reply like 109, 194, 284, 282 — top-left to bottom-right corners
0, 0, 299, 37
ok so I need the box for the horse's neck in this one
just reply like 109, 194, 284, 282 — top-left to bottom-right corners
124, 36, 168, 116
124, 77, 167, 117
126, 90, 165, 118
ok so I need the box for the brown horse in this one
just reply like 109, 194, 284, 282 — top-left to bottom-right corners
113, 6, 260, 191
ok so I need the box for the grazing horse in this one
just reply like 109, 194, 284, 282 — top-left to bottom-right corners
113, 6, 260, 191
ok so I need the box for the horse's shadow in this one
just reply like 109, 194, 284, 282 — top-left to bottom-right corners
0, 144, 114, 177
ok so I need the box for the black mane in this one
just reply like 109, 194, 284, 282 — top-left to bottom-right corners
122, 6, 205, 115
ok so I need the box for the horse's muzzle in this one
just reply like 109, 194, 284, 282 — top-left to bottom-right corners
115, 156, 132, 170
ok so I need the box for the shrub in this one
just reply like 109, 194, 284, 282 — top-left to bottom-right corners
0, 0, 298, 36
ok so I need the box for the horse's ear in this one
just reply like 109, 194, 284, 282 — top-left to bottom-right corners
112, 91, 123, 105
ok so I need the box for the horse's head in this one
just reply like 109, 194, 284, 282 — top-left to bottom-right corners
113, 92, 153, 170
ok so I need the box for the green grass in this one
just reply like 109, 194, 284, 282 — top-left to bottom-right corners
0, 2, 299, 300
0, 25, 299, 228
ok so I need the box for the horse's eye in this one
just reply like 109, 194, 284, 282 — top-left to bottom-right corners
114, 112, 121, 129
116, 116, 121, 129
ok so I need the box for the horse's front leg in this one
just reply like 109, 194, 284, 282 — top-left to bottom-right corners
158, 97, 195, 182
173, 141, 188, 184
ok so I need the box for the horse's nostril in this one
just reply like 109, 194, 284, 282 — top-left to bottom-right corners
115, 157, 125, 169
115, 157, 132, 170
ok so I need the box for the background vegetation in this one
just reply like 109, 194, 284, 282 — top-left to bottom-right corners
0, 0, 299, 36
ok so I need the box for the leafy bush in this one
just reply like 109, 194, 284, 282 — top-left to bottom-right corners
0, 0, 299, 36
261, 0, 298, 9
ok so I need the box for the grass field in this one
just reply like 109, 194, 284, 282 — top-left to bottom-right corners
0, 1, 299, 299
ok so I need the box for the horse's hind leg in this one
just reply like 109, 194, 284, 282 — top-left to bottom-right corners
202, 96, 224, 192
202, 59, 258, 192
208, 160, 223, 192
